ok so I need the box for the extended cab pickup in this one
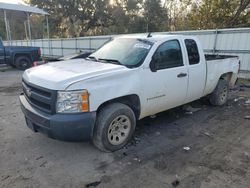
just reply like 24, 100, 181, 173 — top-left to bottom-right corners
19, 35, 240, 151
0, 38, 41, 70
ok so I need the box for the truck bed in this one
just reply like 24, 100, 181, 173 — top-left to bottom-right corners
203, 55, 240, 96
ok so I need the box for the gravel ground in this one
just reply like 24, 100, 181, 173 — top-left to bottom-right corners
0, 69, 250, 188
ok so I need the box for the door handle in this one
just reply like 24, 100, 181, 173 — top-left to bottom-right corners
177, 73, 187, 78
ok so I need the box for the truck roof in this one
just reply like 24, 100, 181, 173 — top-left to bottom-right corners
117, 34, 181, 43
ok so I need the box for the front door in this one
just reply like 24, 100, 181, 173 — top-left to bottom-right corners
141, 39, 188, 117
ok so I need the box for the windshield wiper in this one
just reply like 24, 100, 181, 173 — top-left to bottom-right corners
86, 57, 125, 67
98, 58, 123, 66
85, 56, 99, 61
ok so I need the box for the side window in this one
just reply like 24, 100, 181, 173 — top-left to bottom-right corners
153, 40, 183, 70
185, 39, 200, 65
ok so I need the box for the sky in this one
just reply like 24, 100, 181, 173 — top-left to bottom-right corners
0, 0, 24, 4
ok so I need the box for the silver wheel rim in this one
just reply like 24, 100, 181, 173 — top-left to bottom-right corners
107, 115, 131, 145
220, 87, 228, 102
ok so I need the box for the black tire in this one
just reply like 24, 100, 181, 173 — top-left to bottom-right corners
209, 79, 229, 106
93, 103, 136, 152
15, 56, 32, 70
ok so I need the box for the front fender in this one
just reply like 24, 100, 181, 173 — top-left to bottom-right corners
66, 68, 142, 112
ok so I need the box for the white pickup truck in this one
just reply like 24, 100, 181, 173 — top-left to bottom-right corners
20, 35, 240, 151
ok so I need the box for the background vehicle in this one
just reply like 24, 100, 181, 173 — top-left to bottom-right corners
20, 35, 240, 151
0, 38, 41, 70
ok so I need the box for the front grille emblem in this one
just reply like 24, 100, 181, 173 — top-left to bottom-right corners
26, 87, 32, 97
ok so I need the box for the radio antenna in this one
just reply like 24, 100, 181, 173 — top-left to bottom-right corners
147, 33, 152, 38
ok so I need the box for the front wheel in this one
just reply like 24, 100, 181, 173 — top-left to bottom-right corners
93, 103, 136, 152
209, 79, 229, 106
15, 56, 32, 70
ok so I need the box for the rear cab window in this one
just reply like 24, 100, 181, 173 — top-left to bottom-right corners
184, 39, 200, 65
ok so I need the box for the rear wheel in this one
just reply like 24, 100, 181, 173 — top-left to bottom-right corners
93, 103, 136, 152
15, 56, 32, 70
209, 79, 229, 106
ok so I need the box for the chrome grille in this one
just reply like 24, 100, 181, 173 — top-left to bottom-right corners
22, 81, 56, 114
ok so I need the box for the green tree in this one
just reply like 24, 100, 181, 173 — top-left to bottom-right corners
143, 0, 168, 32
25, 0, 113, 37
186, 0, 250, 29
125, 0, 147, 33
109, 0, 146, 34
24, 0, 250, 37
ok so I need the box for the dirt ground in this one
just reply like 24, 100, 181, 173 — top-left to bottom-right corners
0, 69, 250, 188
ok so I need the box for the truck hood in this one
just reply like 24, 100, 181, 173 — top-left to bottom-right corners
23, 59, 127, 90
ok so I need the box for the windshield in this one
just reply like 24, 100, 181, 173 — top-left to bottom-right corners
89, 38, 153, 68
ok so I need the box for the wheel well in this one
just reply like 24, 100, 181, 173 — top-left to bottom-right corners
97, 95, 141, 120
14, 54, 31, 64
220, 72, 233, 81
220, 72, 237, 86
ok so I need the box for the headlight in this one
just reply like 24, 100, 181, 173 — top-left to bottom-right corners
56, 90, 89, 113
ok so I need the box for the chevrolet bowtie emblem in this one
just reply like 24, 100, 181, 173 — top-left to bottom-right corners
26, 87, 32, 97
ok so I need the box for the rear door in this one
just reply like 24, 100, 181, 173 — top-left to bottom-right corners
183, 38, 206, 103
141, 39, 188, 117
0, 39, 5, 64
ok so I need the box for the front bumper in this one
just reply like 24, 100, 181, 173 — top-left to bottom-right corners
19, 94, 96, 141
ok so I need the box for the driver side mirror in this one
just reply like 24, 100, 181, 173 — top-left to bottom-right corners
150, 56, 157, 72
